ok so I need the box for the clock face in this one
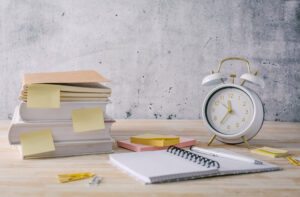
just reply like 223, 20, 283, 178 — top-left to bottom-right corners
206, 87, 254, 135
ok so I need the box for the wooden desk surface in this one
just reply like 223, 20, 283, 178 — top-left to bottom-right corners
0, 120, 299, 197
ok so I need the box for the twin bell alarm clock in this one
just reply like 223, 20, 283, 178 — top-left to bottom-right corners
201, 57, 265, 148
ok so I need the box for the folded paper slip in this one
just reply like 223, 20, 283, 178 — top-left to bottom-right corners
251, 147, 289, 158
130, 134, 180, 147
286, 157, 300, 166
23, 70, 110, 84
17, 138, 114, 159
8, 108, 115, 144
117, 137, 196, 152
57, 172, 95, 183
19, 101, 110, 121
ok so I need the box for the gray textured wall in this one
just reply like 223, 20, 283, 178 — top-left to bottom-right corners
0, 0, 299, 121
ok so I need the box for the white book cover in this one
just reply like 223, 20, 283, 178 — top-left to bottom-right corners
19, 101, 110, 121
8, 108, 115, 144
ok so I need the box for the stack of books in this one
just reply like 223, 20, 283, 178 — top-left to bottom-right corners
8, 70, 115, 159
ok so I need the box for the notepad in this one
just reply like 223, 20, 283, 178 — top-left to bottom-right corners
27, 84, 60, 108
251, 147, 289, 158
110, 147, 281, 184
130, 134, 180, 147
72, 107, 105, 132
19, 128, 55, 156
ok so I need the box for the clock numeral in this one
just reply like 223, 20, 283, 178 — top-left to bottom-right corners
227, 125, 231, 129
245, 110, 248, 114
228, 93, 234, 99
214, 101, 219, 106
238, 96, 240, 100
242, 117, 246, 122
213, 116, 217, 121
220, 95, 224, 100
236, 122, 239, 128
242, 101, 247, 106
212, 108, 215, 112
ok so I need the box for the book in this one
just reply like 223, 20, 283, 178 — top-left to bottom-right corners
19, 101, 110, 121
20, 83, 112, 103
20, 70, 112, 103
109, 146, 281, 184
17, 138, 114, 159
8, 108, 115, 144
251, 147, 289, 158
130, 134, 180, 147
117, 137, 196, 152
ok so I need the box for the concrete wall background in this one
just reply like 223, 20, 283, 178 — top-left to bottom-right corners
0, 0, 299, 121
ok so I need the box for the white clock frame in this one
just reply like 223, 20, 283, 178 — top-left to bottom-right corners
202, 84, 264, 144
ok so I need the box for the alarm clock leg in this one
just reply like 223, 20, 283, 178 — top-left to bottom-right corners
241, 136, 250, 149
208, 135, 216, 146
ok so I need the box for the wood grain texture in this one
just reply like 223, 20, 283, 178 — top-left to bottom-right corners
0, 120, 299, 197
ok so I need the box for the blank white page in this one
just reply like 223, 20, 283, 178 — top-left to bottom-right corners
110, 150, 218, 184
191, 149, 281, 175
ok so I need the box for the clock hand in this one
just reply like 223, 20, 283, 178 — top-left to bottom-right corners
221, 103, 228, 109
227, 100, 232, 113
220, 111, 230, 124
220, 100, 233, 124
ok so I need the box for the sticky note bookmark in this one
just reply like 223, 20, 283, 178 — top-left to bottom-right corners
19, 128, 55, 157
27, 84, 60, 108
72, 107, 105, 132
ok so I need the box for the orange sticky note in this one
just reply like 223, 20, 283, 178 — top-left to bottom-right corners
72, 107, 105, 132
27, 84, 60, 108
19, 128, 55, 156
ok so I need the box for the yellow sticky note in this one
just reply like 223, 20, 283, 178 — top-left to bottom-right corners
27, 84, 60, 108
130, 134, 180, 147
20, 128, 55, 156
251, 146, 289, 158
131, 134, 178, 140
72, 107, 105, 132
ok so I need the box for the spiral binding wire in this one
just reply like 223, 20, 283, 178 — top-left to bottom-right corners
167, 146, 220, 168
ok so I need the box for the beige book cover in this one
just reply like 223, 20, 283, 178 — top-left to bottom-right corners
23, 70, 110, 84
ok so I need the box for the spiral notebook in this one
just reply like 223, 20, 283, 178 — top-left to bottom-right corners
109, 147, 281, 184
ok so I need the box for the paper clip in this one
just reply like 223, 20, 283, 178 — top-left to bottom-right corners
57, 172, 95, 183
88, 175, 102, 186
286, 157, 300, 166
